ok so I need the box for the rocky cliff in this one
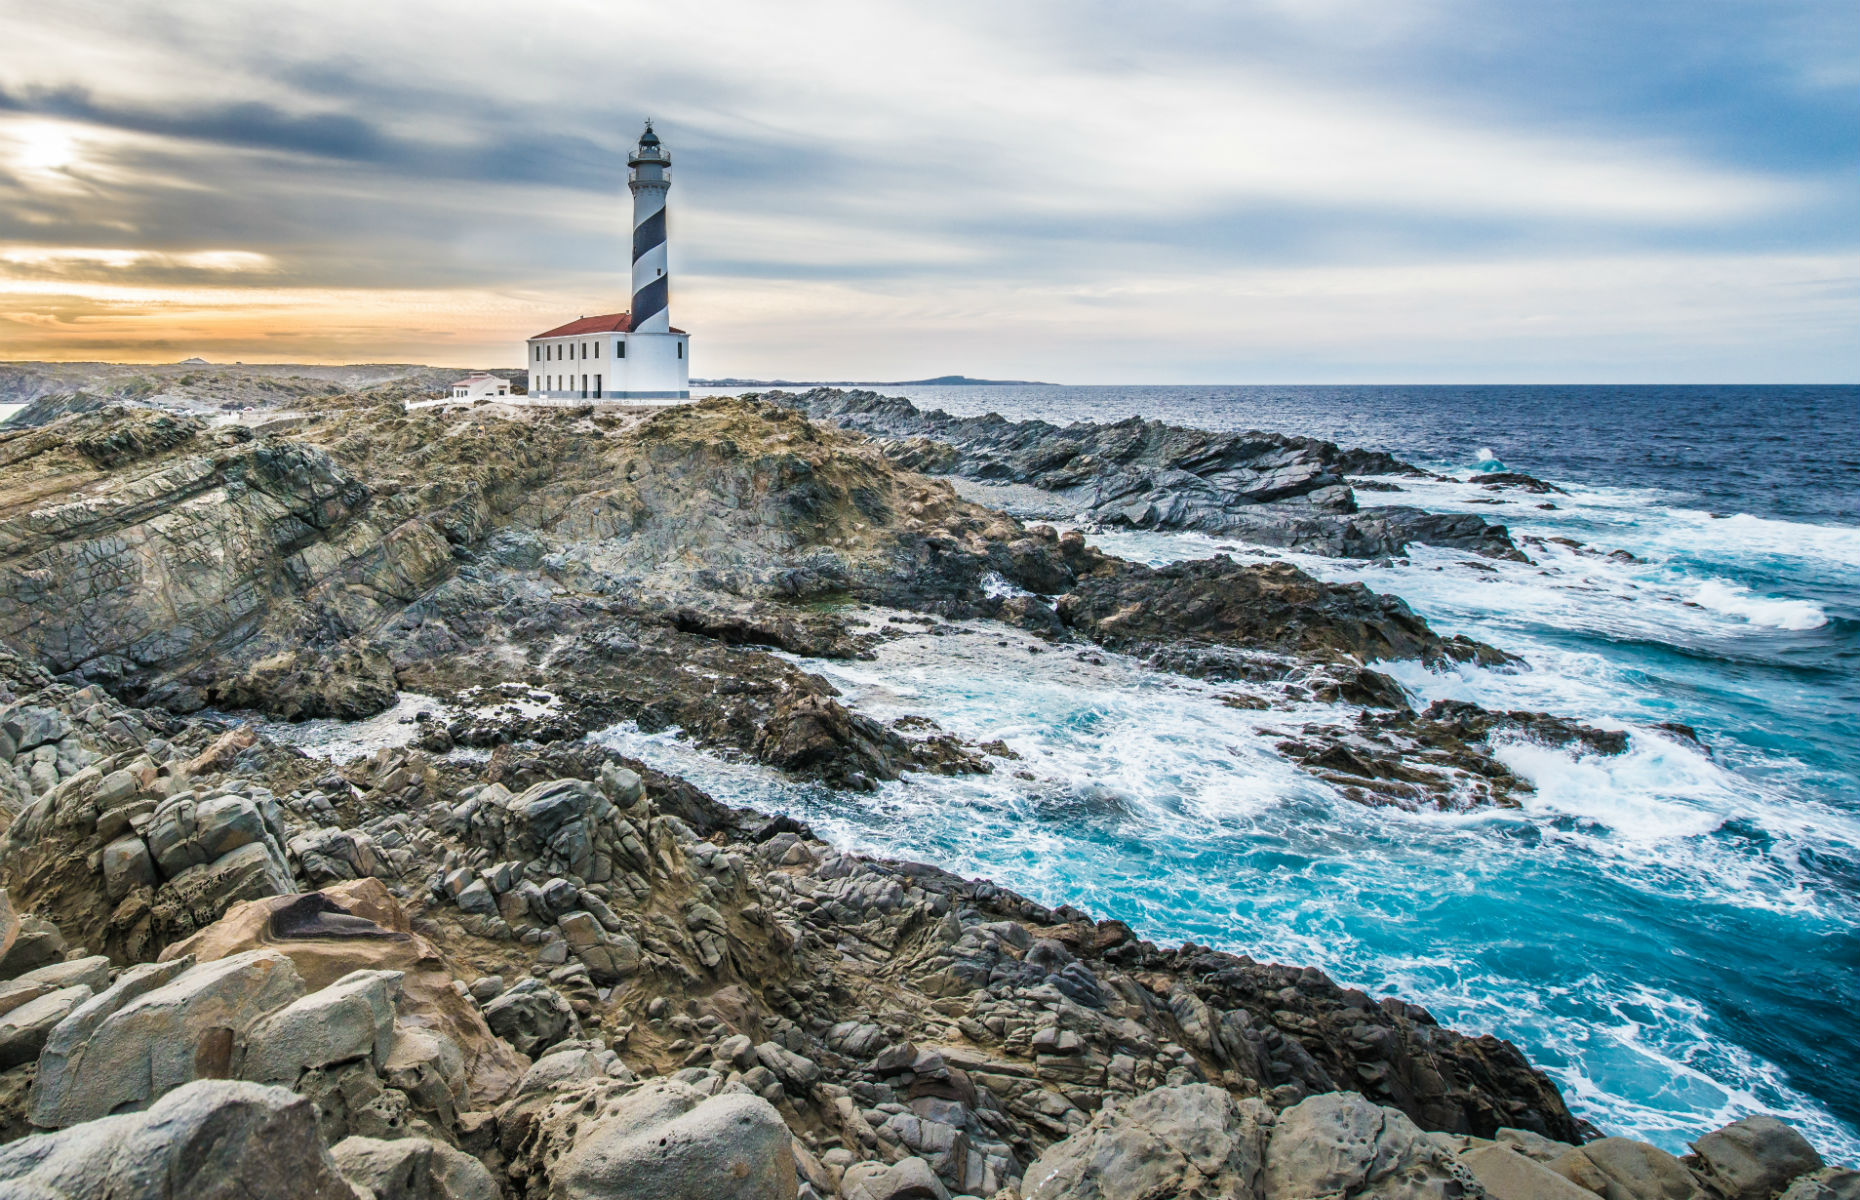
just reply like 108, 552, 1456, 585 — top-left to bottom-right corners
0, 395, 1569, 804
0, 388, 1842, 1199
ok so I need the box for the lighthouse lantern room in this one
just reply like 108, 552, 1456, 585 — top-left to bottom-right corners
523, 122, 690, 403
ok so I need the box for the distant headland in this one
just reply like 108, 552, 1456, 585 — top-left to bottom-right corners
692, 374, 1052, 388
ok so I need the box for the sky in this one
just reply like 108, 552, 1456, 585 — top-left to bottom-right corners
0, 0, 1854, 383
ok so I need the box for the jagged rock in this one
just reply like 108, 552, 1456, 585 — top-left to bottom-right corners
1, 708, 72, 757
0, 888, 17, 964
381, 1024, 471, 1130
1025, 1082, 1272, 1200
145, 791, 283, 879
1057, 557, 1508, 672
1494, 1127, 1576, 1163
0, 1078, 355, 1199
1688, 1115, 1825, 1200
481, 977, 576, 1058
1262, 1091, 1481, 1200
753, 692, 930, 791
331, 1134, 500, 1200
1275, 699, 1628, 812
549, 1080, 797, 1200
153, 841, 299, 937
0, 976, 53, 1017
755, 1039, 821, 1091
516, 1043, 632, 1095
767, 388, 1519, 559
290, 827, 383, 886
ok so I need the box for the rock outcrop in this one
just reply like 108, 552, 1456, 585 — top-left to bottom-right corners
3, 397, 1554, 812
1054, 555, 1510, 673
764, 387, 1522, 559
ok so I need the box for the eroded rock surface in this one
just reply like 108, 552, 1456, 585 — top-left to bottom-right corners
765, 387, 1522, 559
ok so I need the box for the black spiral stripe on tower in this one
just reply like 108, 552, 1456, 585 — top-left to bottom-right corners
633, 207, 666, 261
631, 275, 668, 327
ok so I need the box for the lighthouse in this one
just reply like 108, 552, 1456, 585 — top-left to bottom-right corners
628, 123, 671, 334
522, 121, 691, 403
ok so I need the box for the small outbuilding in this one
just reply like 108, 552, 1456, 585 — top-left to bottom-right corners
449, 374, 510, 401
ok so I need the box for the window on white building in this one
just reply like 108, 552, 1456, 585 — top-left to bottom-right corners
677, 342, 683, 359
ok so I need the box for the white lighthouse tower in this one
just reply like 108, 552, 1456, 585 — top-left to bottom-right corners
522, 121, 690, 403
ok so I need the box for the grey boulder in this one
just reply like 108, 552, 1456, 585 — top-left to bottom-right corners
1690, 1115, 1825, 1200
480, 977, 576, 1058
30, 949, 305, 1127
240, 967, 403, 1086
332, 1134, 500, 1200
1024, 1082, 1272, 1200
553, 1078, 796, 1200
1263, 1091, 1481, 1200
0, 1078, 355, 1199
1779, 1169, 1860, 1200
841, 1156, 951, 1200
1461, 1143, 1601, 1200
1548, 1137, 1703, 1200
12, 954, 113, 993
0, 984, 92, 1069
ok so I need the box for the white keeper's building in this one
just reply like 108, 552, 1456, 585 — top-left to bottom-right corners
524, 122, 690, 403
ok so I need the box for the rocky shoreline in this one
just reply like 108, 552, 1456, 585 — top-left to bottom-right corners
0, 385, 1848, 1198
760, 388, 1524, 561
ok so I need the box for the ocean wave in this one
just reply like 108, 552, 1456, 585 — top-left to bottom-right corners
1496, 977, 1860, 1167
1354, 472, 1860, 577
1691, 579, 1827, 630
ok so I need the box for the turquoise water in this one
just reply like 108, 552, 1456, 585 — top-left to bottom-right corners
668, 384, 1860, 1158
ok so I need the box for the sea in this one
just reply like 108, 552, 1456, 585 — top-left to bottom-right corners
274, 384, 1860, 1159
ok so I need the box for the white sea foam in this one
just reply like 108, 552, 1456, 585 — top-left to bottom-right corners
1691, 579, 1827, 630
1529, 979, 1860, 1162
208, 691, 445, 762
584, 611, 1860, 1160
1352, 472, 1860, 577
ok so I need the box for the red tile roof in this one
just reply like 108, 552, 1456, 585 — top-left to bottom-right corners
530, 312, 686, 339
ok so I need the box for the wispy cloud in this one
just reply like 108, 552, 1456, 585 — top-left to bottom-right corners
0, 0, 1852, 379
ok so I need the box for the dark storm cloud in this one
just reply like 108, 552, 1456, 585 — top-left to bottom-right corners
0, 80, 624, 191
